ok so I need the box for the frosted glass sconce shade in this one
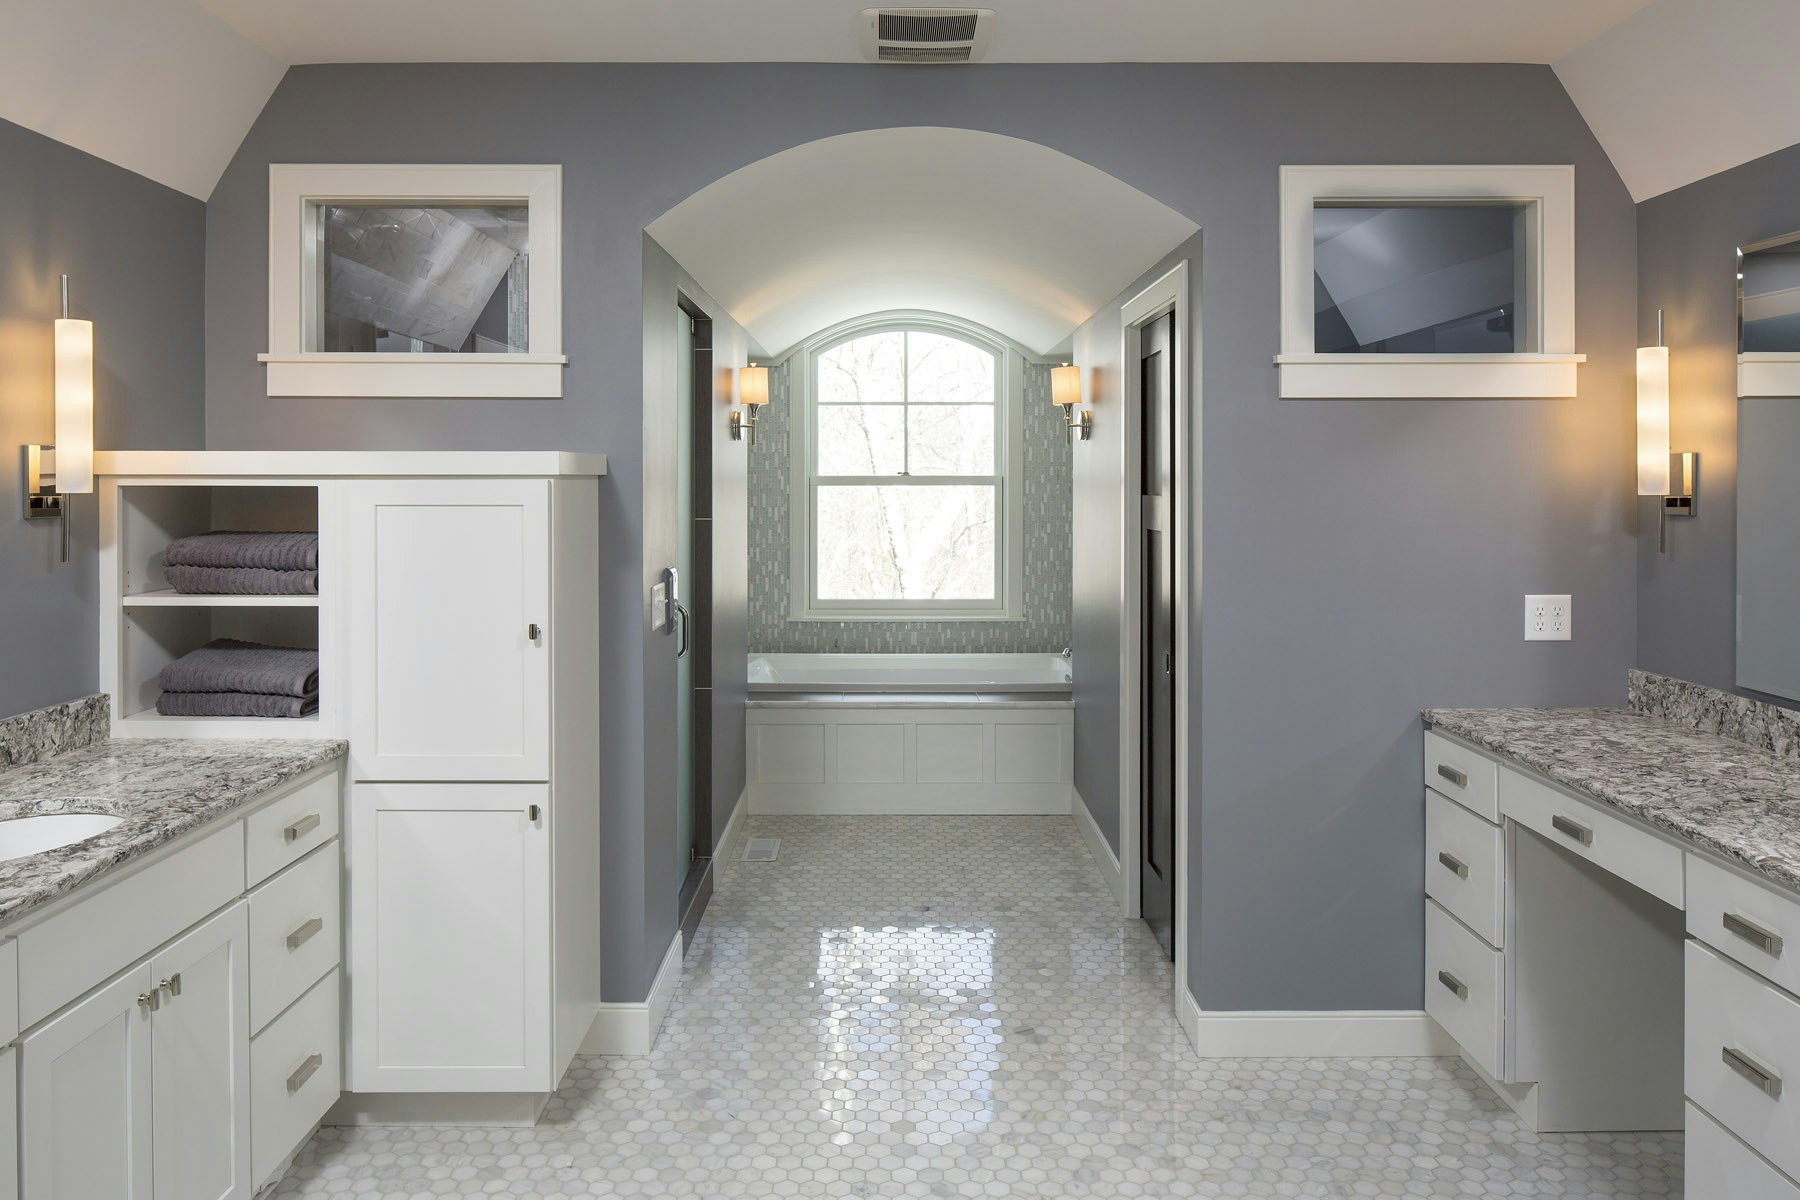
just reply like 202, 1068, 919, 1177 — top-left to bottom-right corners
54, 274, 94, 495
1636, 345, 1670, 497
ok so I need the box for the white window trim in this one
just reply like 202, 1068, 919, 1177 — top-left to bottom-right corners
1276, 164, 1585, 399
260, 163, 567, 398
787, 311, 1027, 622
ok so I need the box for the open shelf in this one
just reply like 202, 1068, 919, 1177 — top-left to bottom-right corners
122, 589, 320, 608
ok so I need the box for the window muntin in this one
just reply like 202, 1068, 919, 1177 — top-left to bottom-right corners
799, 321, 1017, 616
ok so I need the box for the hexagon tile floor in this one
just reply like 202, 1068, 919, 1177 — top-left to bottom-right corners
271, 815, 1682, 1198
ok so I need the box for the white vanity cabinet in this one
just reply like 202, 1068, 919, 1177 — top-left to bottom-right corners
6, 761, 344, 1200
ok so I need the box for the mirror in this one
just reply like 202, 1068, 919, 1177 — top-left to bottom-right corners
1736, 231, 1800, 700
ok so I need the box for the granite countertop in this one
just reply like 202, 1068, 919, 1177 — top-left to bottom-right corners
1424, 705, 1800, 895
0, 736, 346, 927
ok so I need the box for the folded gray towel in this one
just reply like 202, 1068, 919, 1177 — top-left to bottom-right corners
165, 565, 318, 596
156, 690, 319, 719
157, 639, 319, 698
163, 531, 319, 572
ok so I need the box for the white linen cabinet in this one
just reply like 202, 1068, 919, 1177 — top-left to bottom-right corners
343, 473, 601, 1097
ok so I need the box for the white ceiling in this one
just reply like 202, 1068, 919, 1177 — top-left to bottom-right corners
646, 127, 1198, 357
193, 0, 1652, 66
0, 0, 1794, 203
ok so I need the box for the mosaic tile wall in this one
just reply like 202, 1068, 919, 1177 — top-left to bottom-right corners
748, 361, 1073, 653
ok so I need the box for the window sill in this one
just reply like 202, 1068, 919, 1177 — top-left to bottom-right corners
1274, 353, 1585, 400
790, 611, 1026, 623
258, 353, 569, 398
1738, 353, 1800, 397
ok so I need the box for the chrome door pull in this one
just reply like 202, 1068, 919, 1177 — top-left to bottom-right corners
137, 989, 161, 1013
1722, 1046, 1784, 1099
671, 599, 690, 660
1435, 764, 1469, 788
527, 623, 542, 642
287, 1052, 324, 1095
1723, 912, 1785, 958
527, 804, 542, 823
286, 916, 324, 951
1437, 970, 1468, 1000
1551, 814, 1593, 846
1437, 851, 1470, 879
159, 973, 181, 1000
284, 812, 321, 843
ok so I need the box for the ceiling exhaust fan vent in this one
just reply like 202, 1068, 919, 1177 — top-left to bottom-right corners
861, 8, 994, 65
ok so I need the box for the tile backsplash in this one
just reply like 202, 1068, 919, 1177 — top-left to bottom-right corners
748, 360, 1072, 654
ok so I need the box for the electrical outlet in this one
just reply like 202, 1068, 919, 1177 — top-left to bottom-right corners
1525, 595, 1572, 641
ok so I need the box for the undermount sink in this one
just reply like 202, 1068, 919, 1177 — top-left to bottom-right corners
0, 813, 124, 863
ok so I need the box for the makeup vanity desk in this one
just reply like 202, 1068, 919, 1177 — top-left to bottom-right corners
1423, 674, 1800, 1197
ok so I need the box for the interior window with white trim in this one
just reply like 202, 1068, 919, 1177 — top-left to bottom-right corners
798, 320, 1020, 617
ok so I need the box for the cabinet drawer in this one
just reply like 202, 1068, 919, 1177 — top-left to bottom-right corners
17, 822, 243, 1029
1687, 940, 1800, 1181
1498, 768, 1683, 908
1687, 1102, 1800, 1199
251, 967, 340, 1189
249, 843, 341, 1033
1689, 853, 1800, 994
1425, 899, 1503, 1079
1424, 731, 1497, 822
245, 769, 340, 888
1425, 789, 1503, 948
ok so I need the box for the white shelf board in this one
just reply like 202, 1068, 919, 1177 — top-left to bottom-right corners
95, 451, 607, 479
122, 590, 319, 608
113, 709, 327, 740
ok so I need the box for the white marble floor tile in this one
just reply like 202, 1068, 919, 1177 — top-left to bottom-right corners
271, 815, 1682, 1197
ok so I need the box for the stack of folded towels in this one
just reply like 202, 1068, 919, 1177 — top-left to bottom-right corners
163, 531, 319, 595
156, 639, 321, 719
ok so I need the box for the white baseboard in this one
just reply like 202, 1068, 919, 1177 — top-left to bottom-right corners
1177, 988, 1456, 1058
748, 782, 1071, 815
324, 1091, 548, 1127
715, 786, 748, 859
580, 932, 685, 1056
1071, 787, 1124, 913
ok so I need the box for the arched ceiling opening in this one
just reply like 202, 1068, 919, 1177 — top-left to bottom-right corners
645, 128, 1198, 358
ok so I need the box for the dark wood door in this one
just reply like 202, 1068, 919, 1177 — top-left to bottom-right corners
1139, 312, 1177, 959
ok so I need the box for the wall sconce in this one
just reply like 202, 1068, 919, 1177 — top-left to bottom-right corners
1052, 363, 1091, 442
731, 364, 768, 445
1637, 310, 1694, 553
24, 275, 93, 563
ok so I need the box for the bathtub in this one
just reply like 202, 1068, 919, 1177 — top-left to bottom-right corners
747, 652, 1072, 694
744, 653, 1073, 815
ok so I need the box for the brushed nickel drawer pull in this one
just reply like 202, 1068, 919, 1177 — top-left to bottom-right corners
1724, 912, 1785, 958
287, 1052, 324, 1095
527, 804, 542, 823
137, 990, 160, 1013
283, 812, 321, 843
1437, 851, 1470, 879
286, 916, 324, 951
1435, 764, 1469, 788
1551, 814, 1593, 846
159, 973, 181, 1000
1437, 970, 1468, 1000
1722, 1046, 1784, 1099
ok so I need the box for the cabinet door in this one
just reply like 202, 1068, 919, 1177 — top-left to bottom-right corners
348, 479, 551, 781
151, 903, 251, 1200
21, 965, 155, 1200
351, 782, 551, 1092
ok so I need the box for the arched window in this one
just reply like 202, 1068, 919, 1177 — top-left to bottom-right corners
791, 313, 1025, 619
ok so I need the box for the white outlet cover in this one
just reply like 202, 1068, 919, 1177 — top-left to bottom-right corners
1525, 594, 1572, 641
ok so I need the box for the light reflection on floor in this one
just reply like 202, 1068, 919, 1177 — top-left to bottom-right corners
273, 814, 1681, 1197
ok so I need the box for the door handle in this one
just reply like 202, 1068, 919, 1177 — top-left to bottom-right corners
1551, 814, 1593, 846
1436, 970, 1468, 1000
284, 812, 320, 843
1435, 764, 1469, 789
159, 973, 181, 1000
527, 623, 542, 642
1437, 851, 1470, 879
286, 916, 324, 951
287, 1052, 324, 1095
671, 599, 690, 660
137, 989, 161, 1013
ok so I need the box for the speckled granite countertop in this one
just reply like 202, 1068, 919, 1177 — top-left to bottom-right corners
0, 735, 346, 927
1424, 705, 1800, 896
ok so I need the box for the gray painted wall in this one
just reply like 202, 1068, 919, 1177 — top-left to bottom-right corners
747, 360, 1072, 654
1636, 140, 1800, 705
204, 62, 1640, 1012
0, 116, 205, 722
